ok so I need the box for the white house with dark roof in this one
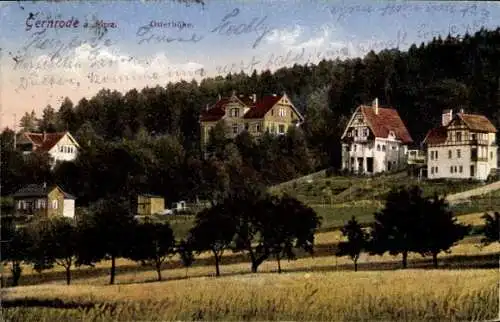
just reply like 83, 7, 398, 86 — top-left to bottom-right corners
423, 109, 498, 180
16, 131, 80, 167
340, 99, 413, 174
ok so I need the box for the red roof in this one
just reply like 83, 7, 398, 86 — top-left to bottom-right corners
200, 94, 286, 122
458, 113, 497, 133
23, 132, 66, 152
199, 98, 231, 122
243, 95, 282, 119
422, 126, 447, 145
360, 106, 413, 144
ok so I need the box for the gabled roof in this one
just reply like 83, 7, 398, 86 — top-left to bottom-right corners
19, 131, 80, 152
423, 112, 497, 145
199, 98, 232, 122
200, 93, 304, 122
12, 184, 75, 199
422, 126, 447, 145
344, 106, 413, 144
243, 95, 282, 119
457, 113, 497, 133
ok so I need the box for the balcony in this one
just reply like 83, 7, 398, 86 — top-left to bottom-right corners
407, 150, 426, 165
471, 155, 488, 162
469, 139, 489, 145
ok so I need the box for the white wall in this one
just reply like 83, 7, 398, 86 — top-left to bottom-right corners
49, 133, 79, 163
63, 199, 75, 218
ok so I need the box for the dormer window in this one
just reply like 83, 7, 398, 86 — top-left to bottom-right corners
230, 108, 240, 118
389, 130, 395, 138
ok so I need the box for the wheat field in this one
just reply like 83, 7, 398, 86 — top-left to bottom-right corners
2, 269, 498, 321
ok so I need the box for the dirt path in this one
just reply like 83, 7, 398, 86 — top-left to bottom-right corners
446, 180, 500, 205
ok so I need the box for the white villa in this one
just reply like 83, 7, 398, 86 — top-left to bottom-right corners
17, 131, 80, 167
341, 99, 413, 174
423, 109, 498, 181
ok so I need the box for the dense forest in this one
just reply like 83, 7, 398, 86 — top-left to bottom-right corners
2, 28, 500, 206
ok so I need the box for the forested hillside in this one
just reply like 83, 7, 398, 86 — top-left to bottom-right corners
2, 28, 500, 205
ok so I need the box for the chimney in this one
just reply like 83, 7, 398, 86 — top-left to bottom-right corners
218, 93, 221, 100
442, 109, 453, 126
252, 93, 257, 103
43, 131, 46, 141
459, 108, 464, 114
206, 103, 209, 111
372, 98, 379, 115
43, 182, 47, 189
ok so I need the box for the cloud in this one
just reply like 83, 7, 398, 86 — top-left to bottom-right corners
265, 24, 347, 53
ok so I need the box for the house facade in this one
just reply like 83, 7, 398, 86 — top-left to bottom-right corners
16, 131, 80, 167
340, 99, 413, 174
12, 183, 76, 218
199, 91, 304, 147
423, 109, 498, 180
137, 194, 165, 216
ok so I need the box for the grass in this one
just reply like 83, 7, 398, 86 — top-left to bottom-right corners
2, 269, 498, 321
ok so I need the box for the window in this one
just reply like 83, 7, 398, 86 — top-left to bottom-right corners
435, 167, 438, 173
278, 124, 285, 134
354, 144, 357, 151
256, 124, 261, 132
392, 145, 397, 150
382, 145, 386, 151
377, 144, 381, 151
435, 151, 438, 159
59, 146, 63, 152
471, 133, 476, 140
459, 165, 463, 173
389, 130, 395, 137
279, 107, 286, 117
457, 149, 461, 158
354, 129, 358, 137
232, 123, 238, 134
52, 200, 58, 209
456, 132, 462, 142
244, 123, 249, 131
364, 128, 369, 136
448, 150, 452, 159
271, 109, 274, 116
454, 166, 457, 173
450, 166, 454, 173
230, 108, 239, 117
491, 151, 494, 159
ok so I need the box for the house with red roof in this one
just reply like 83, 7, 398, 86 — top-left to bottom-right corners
199, 91, 304, 147
16, 131, 80, 167
423, 109, 498, 180
340, 98, 413, 174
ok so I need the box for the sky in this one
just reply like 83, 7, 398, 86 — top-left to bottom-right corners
0, 0, 499, 129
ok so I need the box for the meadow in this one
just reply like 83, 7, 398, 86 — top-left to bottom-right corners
2, 173, 499, 321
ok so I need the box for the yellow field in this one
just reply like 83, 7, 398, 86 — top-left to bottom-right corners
2, 269, 497, 321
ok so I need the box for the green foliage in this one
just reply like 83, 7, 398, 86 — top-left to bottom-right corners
370, 186, 470, 268
480, 211, 500, 245
336, 216, 369, 271
77, 199, 136, 284
128, 221, 176, 281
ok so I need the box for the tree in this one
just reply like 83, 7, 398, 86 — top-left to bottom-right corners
178, 240, 195, 278
262, 195, 322, 273
77, 199, 136, 284
480, 211, 500, 245
19, 110, 38, 132
187, 204, 237, 277
128, 220, 176, 281
1, 220, 33, 287
417, 194, 470, 268
206, 121, 229, 159
336, 216, 369, 271
369, 186, 426, 269
39, 104, 58, 132
232, 192, 321, 273
28, 217, 80, 284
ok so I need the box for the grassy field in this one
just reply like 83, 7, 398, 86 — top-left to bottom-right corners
2, 269, 498, 321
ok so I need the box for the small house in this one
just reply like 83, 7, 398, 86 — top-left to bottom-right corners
137, 194, 165, 216
12, 183, 76, 218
